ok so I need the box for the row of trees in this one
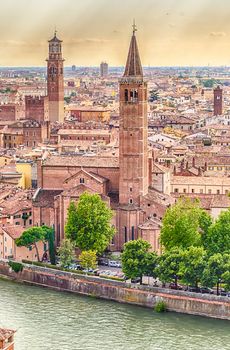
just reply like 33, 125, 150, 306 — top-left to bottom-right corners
122, 197, 230, 291
160, 197, 230, 256
122, 240, 230, 293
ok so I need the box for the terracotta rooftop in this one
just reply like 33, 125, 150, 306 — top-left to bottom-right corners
0, 328, 15, 341
172, 175, 230, 186
1, 225, 25, 240
43, 155, 119, 168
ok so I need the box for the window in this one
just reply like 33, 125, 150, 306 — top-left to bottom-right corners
208, 189, 212, 194
200, 189, 203, 194
129, 199, 133, 204
217, 167, 222, 171
217, 190, 220, 194
124, 226, 127, 243
147, 203, 150, 207
174, 188, 178, 193
183, 189, 186, 193
225, 190, 229, 194
80, 178, 85, 184
131, 226, 135, 241
15, 222, 20, 225
130, 187, 132, 192
124, 89, 128, 102
29, 219, 32, 225
191, 189, 194, 193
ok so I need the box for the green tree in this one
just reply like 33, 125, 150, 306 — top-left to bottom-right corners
144, 251, 159, 280
204, 209, 230, 255
42, 226, 56, 265
160, 198, 210, 251
15, 227, 45, 262
201, 253, 230, 295
65, 201, 78, 242
79, 250, 97, 270
157, 248, 183, 288
121, 239, 151, 284
74, 192, 115, 254
180, 246, 206, 289
57, 239, 75, 268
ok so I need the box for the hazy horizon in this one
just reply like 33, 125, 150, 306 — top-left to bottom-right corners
1, 0, 230, 66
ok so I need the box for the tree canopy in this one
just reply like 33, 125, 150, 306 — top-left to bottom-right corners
180, 246, 207, 288
57, 239, 75, 268
204, 209, 230, 255
65, 201, 78, 242
121, 239, 152, 284
16, 227, 45, 261
65, 193, 115, 254
79, 250, 97, 270
157, 247, 183, 287
160, 197, 212, 251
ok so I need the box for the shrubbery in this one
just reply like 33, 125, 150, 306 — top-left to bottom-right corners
8, 261, 23, 273
154, 301, 167, 313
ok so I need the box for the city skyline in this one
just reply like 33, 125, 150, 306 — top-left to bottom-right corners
1, 0, 230, 66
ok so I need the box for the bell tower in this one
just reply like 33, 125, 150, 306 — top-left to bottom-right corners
214, 85, 223, 116
119, 24, 148, 206
47, 31, 64, 122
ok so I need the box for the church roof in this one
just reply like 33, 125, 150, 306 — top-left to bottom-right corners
123, 26, 143, 77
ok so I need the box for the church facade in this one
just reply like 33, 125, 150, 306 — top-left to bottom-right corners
33, 28, 174, 253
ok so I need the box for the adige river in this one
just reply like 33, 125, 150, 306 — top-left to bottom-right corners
0, 279, 229, 350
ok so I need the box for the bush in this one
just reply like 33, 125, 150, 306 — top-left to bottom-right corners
8, 261, 23, 273
154, 301, 167, 313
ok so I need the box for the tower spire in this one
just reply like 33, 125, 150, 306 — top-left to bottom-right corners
123, 22, 143, 77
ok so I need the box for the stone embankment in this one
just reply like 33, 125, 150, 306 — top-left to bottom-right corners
0, 260, 229, 320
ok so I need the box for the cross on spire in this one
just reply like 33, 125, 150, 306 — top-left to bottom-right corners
132, 19, 137, 35
123, 21, 143, 77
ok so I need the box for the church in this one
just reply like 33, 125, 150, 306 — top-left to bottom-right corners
33, 27, 174, 252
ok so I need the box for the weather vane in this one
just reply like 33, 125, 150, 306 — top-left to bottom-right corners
132, 19, 137, 34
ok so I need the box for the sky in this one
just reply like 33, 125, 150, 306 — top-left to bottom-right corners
1, 0, 230, 67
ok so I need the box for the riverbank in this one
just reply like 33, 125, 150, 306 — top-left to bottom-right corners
0, 260, 229, 320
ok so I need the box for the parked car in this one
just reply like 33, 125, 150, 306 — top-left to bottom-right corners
131, 277, 141, 283
169, 282, 183, 290
186, 286, 201, 293
200, 287, 214, 294
98, 258, 108, 266
108, 260, 120, 268
220, 290, 230, 297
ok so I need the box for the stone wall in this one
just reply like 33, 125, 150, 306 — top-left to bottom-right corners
0, 261, 229, 320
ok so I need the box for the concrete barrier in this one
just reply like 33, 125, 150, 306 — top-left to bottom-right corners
0, 260, 229, 320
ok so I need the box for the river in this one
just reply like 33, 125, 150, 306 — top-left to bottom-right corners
0, 279, 229, 350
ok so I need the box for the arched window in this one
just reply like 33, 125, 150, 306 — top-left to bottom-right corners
125, 89, 128, 102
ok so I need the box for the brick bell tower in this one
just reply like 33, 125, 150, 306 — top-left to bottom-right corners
47, 31, 64, 122
119, 23, 148, 207
213, 85, 223, 116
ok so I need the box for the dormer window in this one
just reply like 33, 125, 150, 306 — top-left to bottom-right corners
80, 178, 85, 184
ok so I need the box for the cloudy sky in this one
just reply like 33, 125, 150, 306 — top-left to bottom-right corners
1, 0, 230, 66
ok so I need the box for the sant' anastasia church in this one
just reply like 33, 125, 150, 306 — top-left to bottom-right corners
33, 27, 174, 252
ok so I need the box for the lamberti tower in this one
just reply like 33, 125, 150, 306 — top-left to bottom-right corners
47, 31, 64, 122
118, 24, 149, 244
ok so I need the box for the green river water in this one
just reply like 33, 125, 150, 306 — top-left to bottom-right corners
0, 279, 229, 350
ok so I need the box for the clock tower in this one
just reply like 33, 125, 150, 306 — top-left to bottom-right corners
47, 31, 64, 122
